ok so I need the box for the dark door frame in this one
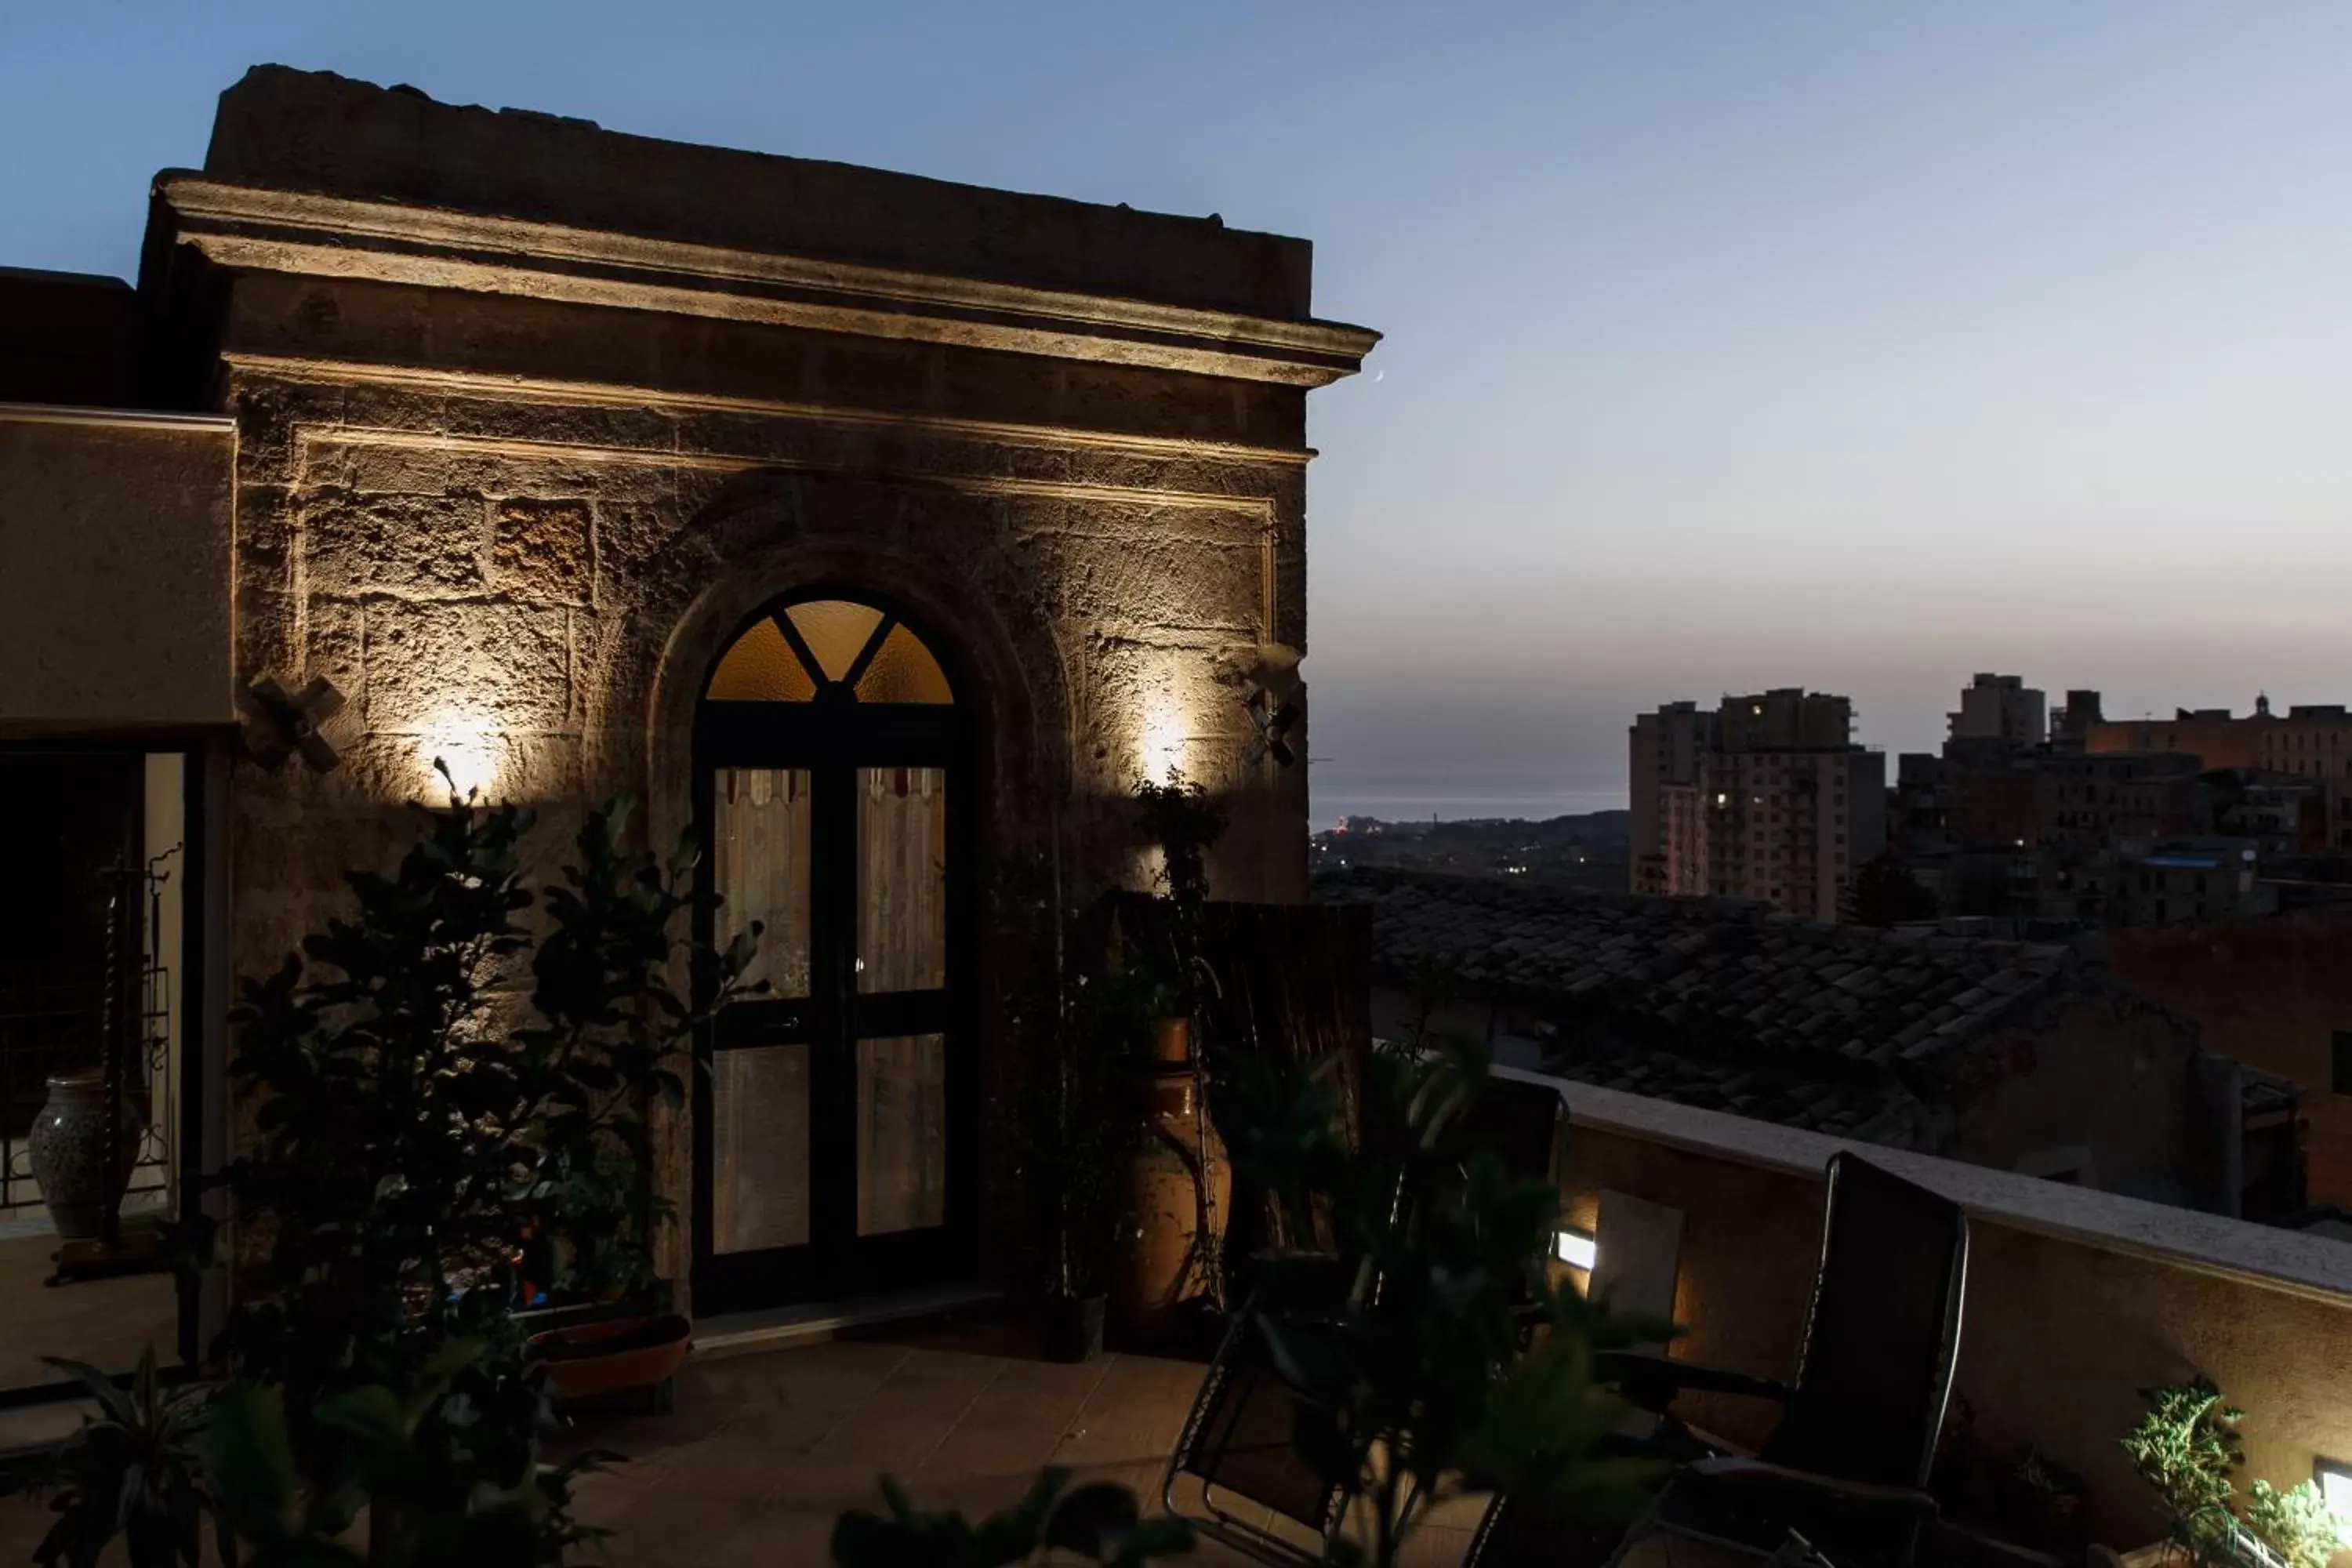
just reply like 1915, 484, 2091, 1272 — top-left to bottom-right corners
0, 737, 211, 1408
688, 591, 979, 1317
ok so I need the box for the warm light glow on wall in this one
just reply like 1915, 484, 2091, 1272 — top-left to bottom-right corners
1141, 701, 1189, 783
415, 712, 504, 802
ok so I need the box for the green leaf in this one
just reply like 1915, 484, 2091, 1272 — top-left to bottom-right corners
201, 1382, 299, 1517
310, 1385, 408, 1452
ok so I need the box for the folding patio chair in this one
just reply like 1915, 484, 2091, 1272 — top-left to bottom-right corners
1587, 1152, 1970, 1568
1160, 1298, 1351, 1567
1165, 1073, 1571, 1564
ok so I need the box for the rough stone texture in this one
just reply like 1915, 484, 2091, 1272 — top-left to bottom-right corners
489, 498, 595, 606
302, 488, 492, 597
143, 78, 1364, 1305
204, 67, 1318, 321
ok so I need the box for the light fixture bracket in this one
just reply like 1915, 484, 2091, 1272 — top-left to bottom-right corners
243, 674, 347, 773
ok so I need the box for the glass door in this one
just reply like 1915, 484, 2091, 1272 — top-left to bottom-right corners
851, 765, 951, 1245
692, 599, 970, 1315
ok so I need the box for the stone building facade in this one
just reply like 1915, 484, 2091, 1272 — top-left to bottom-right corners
2, 66, 1374, 1327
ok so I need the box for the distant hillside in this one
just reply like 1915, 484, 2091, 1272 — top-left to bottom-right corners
1311, 810, 1630, 890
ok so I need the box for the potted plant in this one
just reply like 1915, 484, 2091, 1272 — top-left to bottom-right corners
2, 1347, 220, 1568
1995, 1443, 2089, 1552
167, 782, 753, 1565
1025, 963, 1161, 1363
521, 1069, 695, 1408
1214, 1033, 1675, 1568
1117, 771, 1232, 1342
2115, 1379, 2349, 1568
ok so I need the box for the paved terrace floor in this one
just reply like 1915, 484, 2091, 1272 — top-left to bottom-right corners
546, 1320, 1492, 1565
0, 1319, 1501, 1566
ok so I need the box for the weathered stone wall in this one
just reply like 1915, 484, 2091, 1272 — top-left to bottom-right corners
212, 269, 1319, 1289
205, 65, 1316, 321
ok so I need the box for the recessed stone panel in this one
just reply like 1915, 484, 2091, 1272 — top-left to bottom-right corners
361, 599, 571, 733
489, 497, 594, 606
1031, 528, 1263, 637
301, 490, 490, 598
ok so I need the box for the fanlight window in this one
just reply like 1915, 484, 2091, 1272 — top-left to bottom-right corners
706, 601, 953, 705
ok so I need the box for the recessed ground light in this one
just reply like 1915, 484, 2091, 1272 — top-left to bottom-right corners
1554, 1229, 1597, 1271
2315, 1458, 2352, 1519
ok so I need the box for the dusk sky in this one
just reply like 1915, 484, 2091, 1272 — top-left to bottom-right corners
8, 4, 2350, 824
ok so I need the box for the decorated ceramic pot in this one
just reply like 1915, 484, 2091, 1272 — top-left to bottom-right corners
1112, 1019, 1232, 1348
28, 1069, 138, 1240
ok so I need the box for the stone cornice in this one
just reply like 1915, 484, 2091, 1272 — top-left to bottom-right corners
294, 423, 1280, 519
159, 176, 1381, 388
219, 352, 1316, 466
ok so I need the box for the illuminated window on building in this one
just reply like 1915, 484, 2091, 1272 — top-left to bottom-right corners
706, 601, 954, 706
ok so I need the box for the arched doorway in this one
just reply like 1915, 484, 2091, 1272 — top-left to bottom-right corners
691, 593, 975, 1314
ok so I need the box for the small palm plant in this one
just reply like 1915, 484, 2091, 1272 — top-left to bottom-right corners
2122, 1379, 2349, 1568
6, 1348, 222, 1568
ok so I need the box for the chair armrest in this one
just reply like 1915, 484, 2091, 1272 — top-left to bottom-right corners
1595, 1349, 1797, 1410
1686, 1456, 1940, 1523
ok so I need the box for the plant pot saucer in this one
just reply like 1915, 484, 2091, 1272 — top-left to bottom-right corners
529, 1313, 692, 1405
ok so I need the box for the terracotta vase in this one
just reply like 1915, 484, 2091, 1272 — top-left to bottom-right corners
28, 1069, 140, 1240
1113, 1018, 1232, 1347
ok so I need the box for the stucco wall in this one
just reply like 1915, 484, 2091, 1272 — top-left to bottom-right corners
1951, 990, 2212, 1204
0, 409, 236, 731
1548, 1076, 2352, 1551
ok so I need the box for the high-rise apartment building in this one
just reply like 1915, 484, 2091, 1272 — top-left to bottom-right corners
1949, 673, 2046, 750
1629, 689, 1887, 921
1629, 700, 1715, 897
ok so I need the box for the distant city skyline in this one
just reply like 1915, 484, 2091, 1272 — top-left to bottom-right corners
1314, 673, 2328, 826
7, 4, 2350, 829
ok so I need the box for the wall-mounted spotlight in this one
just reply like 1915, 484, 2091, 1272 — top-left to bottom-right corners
416, 711, 506, 802
1245, 688, 1300, 768
1553, 1227, 1598, 1272
243, 674, 346, 773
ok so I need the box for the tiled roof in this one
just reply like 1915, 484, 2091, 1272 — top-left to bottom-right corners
1314, 868, 2089, 1145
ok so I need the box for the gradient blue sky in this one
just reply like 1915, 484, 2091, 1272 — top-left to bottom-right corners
7, 4, 2350, 822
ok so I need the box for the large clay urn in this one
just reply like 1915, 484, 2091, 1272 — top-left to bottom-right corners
1112, 1018, 1232, 1348
28, 1069, 139, 1240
